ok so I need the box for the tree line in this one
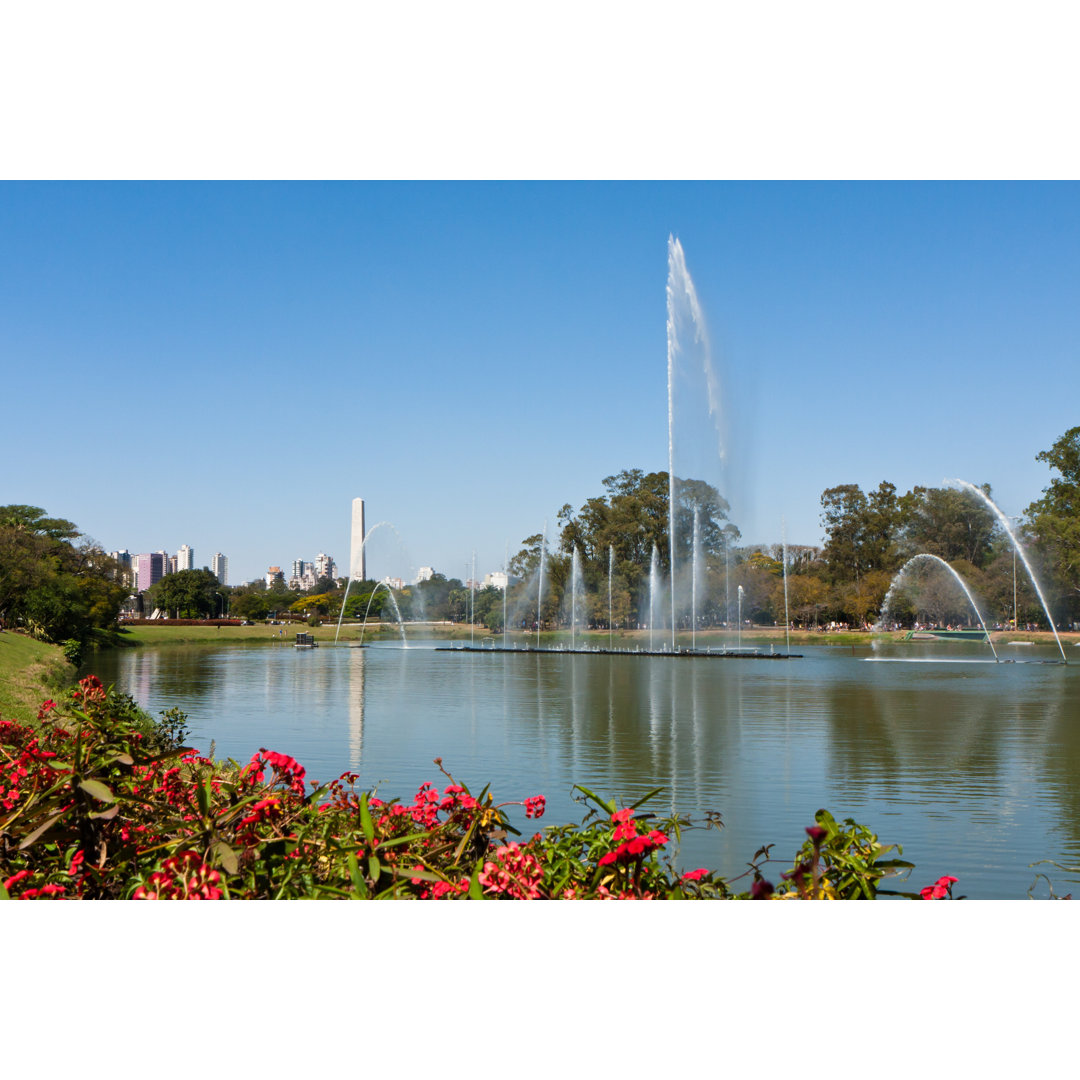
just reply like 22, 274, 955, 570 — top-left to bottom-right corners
3, 426, 1078, 647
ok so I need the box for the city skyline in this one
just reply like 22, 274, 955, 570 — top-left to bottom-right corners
5, 182, 1080, 584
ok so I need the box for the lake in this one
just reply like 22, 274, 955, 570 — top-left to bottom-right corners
85, 638, 1080, 899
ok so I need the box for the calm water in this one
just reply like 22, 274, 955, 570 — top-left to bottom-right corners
85, 639, 1080, 899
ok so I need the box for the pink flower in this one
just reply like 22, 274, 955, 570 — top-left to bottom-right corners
682, 868, 709, 882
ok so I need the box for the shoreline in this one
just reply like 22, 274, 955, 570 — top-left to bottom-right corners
113, 621, 1080, 649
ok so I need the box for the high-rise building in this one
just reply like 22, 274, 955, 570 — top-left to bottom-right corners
211, 553, 228, 585
350, 498, 366, 581
315, 553, 336, 582
266, 566, 284, 588
109, 550, 134, 587
135, 552, 166, 593
415, 566, 435, 584
177, 544, 194, 571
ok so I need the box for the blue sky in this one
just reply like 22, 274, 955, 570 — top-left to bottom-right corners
2, 181, 1078, 585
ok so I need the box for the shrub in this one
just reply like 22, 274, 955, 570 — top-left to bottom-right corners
1, 677, 943, 901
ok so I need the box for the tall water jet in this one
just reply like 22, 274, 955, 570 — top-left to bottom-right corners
649, 544, 661, 652
570, 545, 585, 651
950, 480, 1067, 663
536, 522, 547, 649
782, 518, 791, 656
876, 552, 998, 662
470, 550, 476, 647
503, 540, 509, 649
667, 235, 725, 649
608, 545, 614, 649
691, 507, 702, 652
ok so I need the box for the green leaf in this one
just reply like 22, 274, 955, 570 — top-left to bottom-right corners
368, 854, 381, 882
195, 775, 211, 818
573, 784, 615, 816
46, 760, 73, 771
18, 811, 64, 850
78, 779, 115, 803
89, 803, 120, 821
359, 792, 374, 844
468, 864, 484, 900
211, 841, 239, 876
111, 752, 134, 766
346, 853, 368, 898
629, 787, 665, 811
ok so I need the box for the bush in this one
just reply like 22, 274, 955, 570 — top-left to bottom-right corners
1, 677, 944, 901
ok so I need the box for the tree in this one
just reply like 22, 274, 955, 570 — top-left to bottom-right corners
1026, 426, 1080, 618
145, 569, 224, 619
899, 485, 998, 568
0, 505, 126, 646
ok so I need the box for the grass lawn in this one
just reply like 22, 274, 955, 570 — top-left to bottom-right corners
0, 632, 72, 723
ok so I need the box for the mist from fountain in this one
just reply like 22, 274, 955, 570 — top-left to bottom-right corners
875, 552, 998, 662
950, 480, 1067, 663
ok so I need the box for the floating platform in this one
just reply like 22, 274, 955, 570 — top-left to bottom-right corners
436, 645, 801, 659
904, 629, 989, 642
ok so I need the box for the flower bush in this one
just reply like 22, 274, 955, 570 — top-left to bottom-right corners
1, 677, 946, 900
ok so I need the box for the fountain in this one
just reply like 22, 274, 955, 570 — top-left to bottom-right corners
608, 545, 614, 649
875, 553, 999, 662
569, 546, 585, 651
667, 235, 726, 649
357, 582, 407, 647
649, 545, 662, 652
782, 518, 791, 656
950, 480, 1067, 664
334, 521, 396, 644
536, 522, 547, 648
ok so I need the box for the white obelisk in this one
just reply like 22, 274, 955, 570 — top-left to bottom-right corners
350, 498, 366, 582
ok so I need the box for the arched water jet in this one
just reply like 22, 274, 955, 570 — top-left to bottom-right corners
358, 581, 407, 647
876, 552, 998, 662
334, 521, 396, 644
949, 480, 1067, 664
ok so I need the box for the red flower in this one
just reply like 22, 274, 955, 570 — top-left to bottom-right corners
524, 795, 546, 819
805, 825, 828, 845
682, 868, 709, 882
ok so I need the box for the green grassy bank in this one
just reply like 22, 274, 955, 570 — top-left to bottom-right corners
0, 631, 73, 723
115, 621, 1080, 650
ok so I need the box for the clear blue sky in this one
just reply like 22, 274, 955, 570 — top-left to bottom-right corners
2, 181, 1078, 584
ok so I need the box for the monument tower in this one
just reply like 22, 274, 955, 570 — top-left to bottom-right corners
350, 498, 366, 582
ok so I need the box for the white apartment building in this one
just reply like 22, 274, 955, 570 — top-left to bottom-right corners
211, 553, 228, 585
484, 571, 510, 590
177, 544, 194, 571
415, 566, 435, 584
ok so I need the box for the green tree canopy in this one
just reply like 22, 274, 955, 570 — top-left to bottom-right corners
0, 505, 126, 645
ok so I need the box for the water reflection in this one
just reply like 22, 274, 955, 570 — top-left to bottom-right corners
86, 643, 1080, 897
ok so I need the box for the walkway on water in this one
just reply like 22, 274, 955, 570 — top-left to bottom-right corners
434, 645, 802, 659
